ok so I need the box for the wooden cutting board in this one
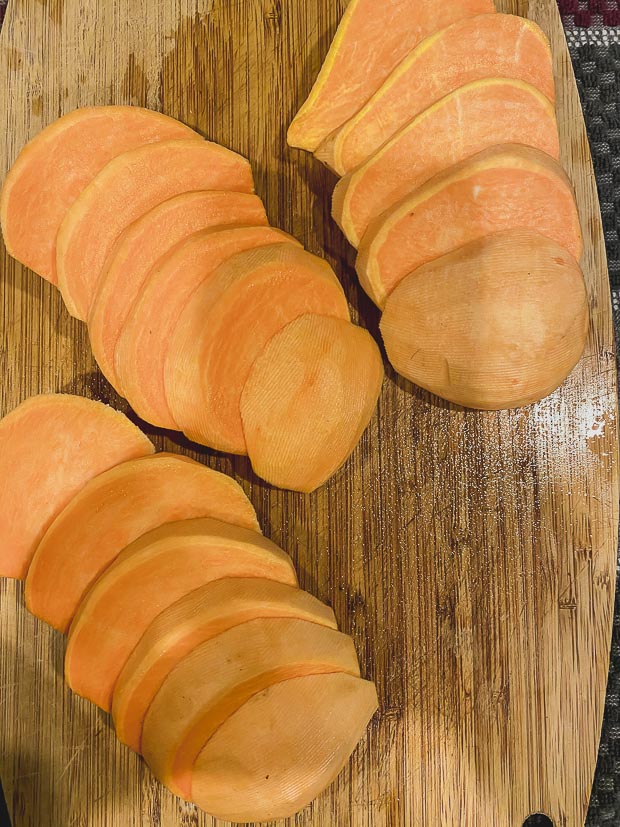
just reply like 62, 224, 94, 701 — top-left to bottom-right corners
0, 1, 617, 825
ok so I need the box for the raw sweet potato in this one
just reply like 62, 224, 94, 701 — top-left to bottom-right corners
333, 78, 560, 247
317, 14, 555, 174
356, 144, 583, 309
164, 244, 351, 455
0, 106, 199, 283
142, 617, 361, 799
25, 454, 259, 633
115, 226, 300, 430
287, 0, 495, 151
380, 230, 589, 409
0, 395, 153, 580
113, 578, 337, 753
88, 192, 269, 391
56, 139, 255, 320
65, 519, 298, 712
191, 673, 378, 822
241, 315, 384, 492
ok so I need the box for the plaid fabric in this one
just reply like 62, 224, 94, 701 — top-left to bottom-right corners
0, 0, 618, 824
559, 0, 620, 27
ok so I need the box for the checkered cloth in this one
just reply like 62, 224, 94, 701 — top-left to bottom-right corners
0, 0, 619, 824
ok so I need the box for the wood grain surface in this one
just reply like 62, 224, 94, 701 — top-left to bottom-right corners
0, 1, 617, 825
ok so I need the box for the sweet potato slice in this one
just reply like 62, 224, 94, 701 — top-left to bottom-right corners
142, 618, 361, 799
192, 673, 378, 822
56, 139, 255, 320
317, 14, 555, 174
380, 230, 589, 409
0, 395, 153, 580
88, 192, 269, 391
25, 454, 259, 633
113, 578, 337, 753
356, 144, 583, 309
286, 0, 495, 152
333, 78, 560, 247
0, 106, 199, 283
241, 315, 384, 493
115, 226, 300, 430
66, 520, 298, 713
164, 244, 350, 455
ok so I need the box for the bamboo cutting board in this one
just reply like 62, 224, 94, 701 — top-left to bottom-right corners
0, 1, 617, 825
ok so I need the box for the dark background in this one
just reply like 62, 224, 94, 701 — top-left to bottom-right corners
0, 1, 618, 826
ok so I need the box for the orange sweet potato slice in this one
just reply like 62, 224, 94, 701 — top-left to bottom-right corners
0, 395, 153, 580
191, 673, 378, 822
88, 192, 269, 392
356, 144, 583, 309
0, 106, 199, 283
317, 14, 555, 174
65, 519, 298, 713
25, 454, 259, 633
113, 578, 337, 753
114, 226, 300, 430
241, 315, 384, 493
56, 139, 255, 320
333, 78, 560, 247
380, 230, 589, 409
287, 0, 495, 152
142, 617, 361, 800
164, 244, 351, 455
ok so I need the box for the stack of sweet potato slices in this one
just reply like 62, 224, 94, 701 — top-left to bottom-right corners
0, 106, 383, 491
289, 2, 589, 409
0, 394, 378, 822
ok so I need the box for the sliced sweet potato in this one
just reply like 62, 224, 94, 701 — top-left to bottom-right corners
56, 139, 255, 320
25, 454, 259, 633
380, 230, 589, 409
114, 226, 300, 430
0, 106, 199, 283
333, 78, 560, 247
164, 244, 351, 455
88, 192, 269, 391
191, 673, 378, 822
241, 315, 384, 493
142, 617, 361, 799
113, 578, 337, 753
0, 395, 153, 580
66, 520, 298, 713
287, 0, 495, 152
317, 14, 555, 174
356, 144, 583, 309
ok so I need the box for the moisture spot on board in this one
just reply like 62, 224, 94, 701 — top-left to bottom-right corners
121, 53, 150, 107
160, 13, 208, 130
